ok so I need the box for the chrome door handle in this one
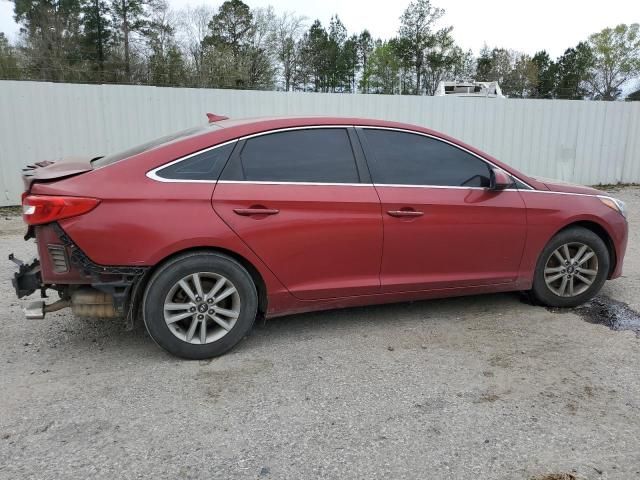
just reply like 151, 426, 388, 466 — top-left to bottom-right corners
233, 208, 280, 216
387, 210, 424, 217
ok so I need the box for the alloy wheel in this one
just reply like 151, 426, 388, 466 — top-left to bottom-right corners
163, 272, 241, 344
543, 242, 599, 297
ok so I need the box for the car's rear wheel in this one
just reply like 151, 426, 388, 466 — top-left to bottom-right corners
143, 252, 258, 359
531, 227, 609, 308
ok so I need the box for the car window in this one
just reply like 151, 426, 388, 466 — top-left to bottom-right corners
155, 142, 235, 181
362, 129, 491, 187
93, 124, 221, 168
236, 128, 360, 183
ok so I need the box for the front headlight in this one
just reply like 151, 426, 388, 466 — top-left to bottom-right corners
598, 195, 627, 219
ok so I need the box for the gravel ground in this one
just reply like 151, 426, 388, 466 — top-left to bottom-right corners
1, 188, 639, 480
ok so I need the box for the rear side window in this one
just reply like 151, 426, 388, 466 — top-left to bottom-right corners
155, 142, 235, 181
233, 129, 360, 183
362, 129, 491, 187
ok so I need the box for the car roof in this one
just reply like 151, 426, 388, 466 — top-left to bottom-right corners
199, 115, 451, 146
122, 115, 541, 190
204, 116, 539, 187
195, 115, 477, 161
212, 115, 427, 131
181, 115, 485, 162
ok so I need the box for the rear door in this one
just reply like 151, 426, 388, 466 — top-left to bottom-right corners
357, 127, 527, 293
212, 127, 383, 300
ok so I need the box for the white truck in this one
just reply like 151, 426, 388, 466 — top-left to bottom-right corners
435, 81, 505, 98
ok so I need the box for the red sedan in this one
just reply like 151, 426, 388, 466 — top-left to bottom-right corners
11, 116, 628, 359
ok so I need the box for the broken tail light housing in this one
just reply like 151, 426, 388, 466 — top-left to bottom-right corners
22, 195, 100, 225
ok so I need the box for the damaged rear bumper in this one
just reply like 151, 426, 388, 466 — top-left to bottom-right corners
9, 254, 51, 320
9, 254, 42, 298
9, 224, 149, 323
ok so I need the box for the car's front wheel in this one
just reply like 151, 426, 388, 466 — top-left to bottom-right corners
531, 226, 609, 308
142, 252, 258, 359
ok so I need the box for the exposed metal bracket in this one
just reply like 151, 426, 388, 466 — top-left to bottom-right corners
8, 253, 24, 267
24, 300, 45, 320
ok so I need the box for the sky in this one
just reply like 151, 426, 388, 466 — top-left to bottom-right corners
1, 0, 639, 58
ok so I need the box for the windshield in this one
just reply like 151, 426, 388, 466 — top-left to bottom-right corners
92, 124, 220, 168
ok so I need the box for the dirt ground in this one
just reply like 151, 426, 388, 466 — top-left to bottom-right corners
1, 188, 639, 480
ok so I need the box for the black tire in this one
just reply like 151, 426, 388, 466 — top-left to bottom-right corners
142, 251, 258, 359
531, 227, 609, 308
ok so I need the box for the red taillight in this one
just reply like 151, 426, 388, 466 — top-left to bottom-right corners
22, 195, 100, 225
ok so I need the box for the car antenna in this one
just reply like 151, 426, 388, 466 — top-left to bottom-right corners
206, 113, 229, 123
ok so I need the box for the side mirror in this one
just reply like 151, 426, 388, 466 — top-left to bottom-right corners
489, 167, 513, 191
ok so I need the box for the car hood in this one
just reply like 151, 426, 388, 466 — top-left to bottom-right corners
531, 176, 605, 196
22, 156, 95, 190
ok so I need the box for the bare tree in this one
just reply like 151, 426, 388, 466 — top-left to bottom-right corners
177, 4, 215, 85
147, 0, 174, 55
245, 6, 277, 88
270, 11, 306, 90
145, 0, 185, 85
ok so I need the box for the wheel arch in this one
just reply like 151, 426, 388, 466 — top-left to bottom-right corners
137, 246, 268, 317
555, 220, 616, 277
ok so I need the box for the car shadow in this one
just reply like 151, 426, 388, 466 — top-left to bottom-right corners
243, 291, 533, 347
36, 309, 167, 362
38, 291, 536, 360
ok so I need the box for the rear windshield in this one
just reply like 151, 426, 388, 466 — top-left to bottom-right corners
92, 124, 221, 168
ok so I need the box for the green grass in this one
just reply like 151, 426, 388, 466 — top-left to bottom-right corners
0, 206, 22, 217
591, 182, 640, 191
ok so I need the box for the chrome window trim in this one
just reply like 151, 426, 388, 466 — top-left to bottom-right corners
211, 180, 603, 199
146, 126, 356, 184
374, 185, 602, 198
146, 124, 536, 189
217, 180, 521, 192
239, 124, 355, 140
356, 125, 535, 190
146, 139, 238, 183
373, 183, 512, 191
217, 180, 371, 187
516, 189, 601, 198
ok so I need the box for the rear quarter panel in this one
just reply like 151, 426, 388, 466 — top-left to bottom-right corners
33, 171, 294, 315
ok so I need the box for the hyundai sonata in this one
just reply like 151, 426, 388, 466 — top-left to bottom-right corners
10, 116, 628, 359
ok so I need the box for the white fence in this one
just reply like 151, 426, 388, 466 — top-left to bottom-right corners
1, 80, 640, 206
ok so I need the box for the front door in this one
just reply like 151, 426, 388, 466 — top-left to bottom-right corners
212, 127, 383, 300
357, 127, 527, 293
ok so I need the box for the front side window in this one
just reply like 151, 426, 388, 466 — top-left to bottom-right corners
155, 142, 235, 181
362, 129, 491, 187
235, 128, 360, 183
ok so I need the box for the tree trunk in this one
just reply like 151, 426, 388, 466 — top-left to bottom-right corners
284, 56, 290, 91
123, 0, 130, 82
362, 54, 368, 93
96, 0, 104, 81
